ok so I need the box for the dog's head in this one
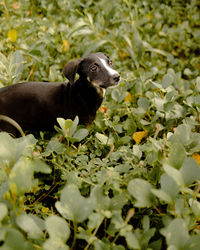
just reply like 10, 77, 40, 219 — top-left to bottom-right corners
63, 52, 120, 89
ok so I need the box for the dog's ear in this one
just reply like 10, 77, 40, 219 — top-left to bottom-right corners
63, 58, 82, 83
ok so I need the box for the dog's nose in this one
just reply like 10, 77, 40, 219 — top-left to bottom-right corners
113, 74, 120, 83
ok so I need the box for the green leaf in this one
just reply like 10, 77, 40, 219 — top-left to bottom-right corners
142, 215, 150, 231
109, 210, 125, 232
57, 117, 73, 137
0, 52, 8, 71
64, 119, 73, 131
55, 184, 95, 222
160, 218, 189, 248
46, 215, 70, 240
91, 185, 111, 212
73, 128, 89, 141
49, 65, 59, 82
151, 189, 172, 204
72, 28, 93, 36
10, 51, 24, 84
2, 228, 34, 250
137, 97, 150, 112
57, 118, 66, 132
43, 138, 65, 156
109, 193, 127, 211
152, 171, 179, 204
169, 124, 191, 145
132, 145, 142, 159
160, 174, 179, 199
184, 68, 192, 76
43, 215, 70, 250
0, 203, 7, 221
0, 133, 36, 168
189, 199, 200, 219
168, 143, 186, 169
104, 6, 116, 27
184, 235, 200, 250
141, 228, 156, 247
153, 97, 165, 111
0, 133, 20, 167
163, 164, 184, 187
56, 117, 87, 141
180, 157, 200, 186
9, 158, 51, 194
195, 76, 200, 91
88, 212, 104, 230
128, 179, 155, 207
122, 231, 140, 249
95, 132, 113, 145
16, 213, 45, 239
94, 239, 111, 250
71, 116, 79, 136
162, 73, 174, 88
111, 88, 126, 102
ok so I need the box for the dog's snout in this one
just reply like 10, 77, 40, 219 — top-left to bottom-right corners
113, 74, 120, 83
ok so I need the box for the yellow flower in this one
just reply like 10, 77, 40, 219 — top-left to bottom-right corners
133, 131, 148, 144
8, 29, 18, 42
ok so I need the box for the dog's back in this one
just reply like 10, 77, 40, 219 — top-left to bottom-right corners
0, 82, 69, 133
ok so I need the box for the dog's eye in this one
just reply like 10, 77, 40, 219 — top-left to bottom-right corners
90, 64, 98, 72
108, 60, 113, 66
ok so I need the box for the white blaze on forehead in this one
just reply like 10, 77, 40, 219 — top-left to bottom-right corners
98, 57, 119, 76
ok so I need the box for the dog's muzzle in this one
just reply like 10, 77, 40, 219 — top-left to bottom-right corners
109, 73, 120, 87
113, 74, 120, 83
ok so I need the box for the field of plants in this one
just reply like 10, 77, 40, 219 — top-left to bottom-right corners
0, 0, 200, 249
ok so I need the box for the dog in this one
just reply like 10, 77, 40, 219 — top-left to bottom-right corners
0, 52, 120, 136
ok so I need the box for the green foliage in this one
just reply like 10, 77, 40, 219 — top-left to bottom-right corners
55, 184, 95, 223
56, 116, 89, 143
44, 215, 70, 250
0, 0, 200, 249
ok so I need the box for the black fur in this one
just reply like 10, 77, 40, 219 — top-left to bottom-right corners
0, 52, 120, 136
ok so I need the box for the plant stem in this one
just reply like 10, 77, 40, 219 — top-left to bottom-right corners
84, 218, 104, 250
71, 219, 77, 250
1, 0, 9, 19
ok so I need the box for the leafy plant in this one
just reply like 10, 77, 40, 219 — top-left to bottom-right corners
56, 116, 89, 144
0, 0, 200, 249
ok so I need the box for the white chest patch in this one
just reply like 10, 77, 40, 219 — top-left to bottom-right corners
99, 58, 119, 76
102, 88, 106, 97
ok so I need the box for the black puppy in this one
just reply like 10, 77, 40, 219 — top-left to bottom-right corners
0, 52, 120, 136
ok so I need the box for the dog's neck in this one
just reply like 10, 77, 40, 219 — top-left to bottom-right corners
86, 77, 106, 98
74, 77, 104, 102
68, 77, 104, 125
